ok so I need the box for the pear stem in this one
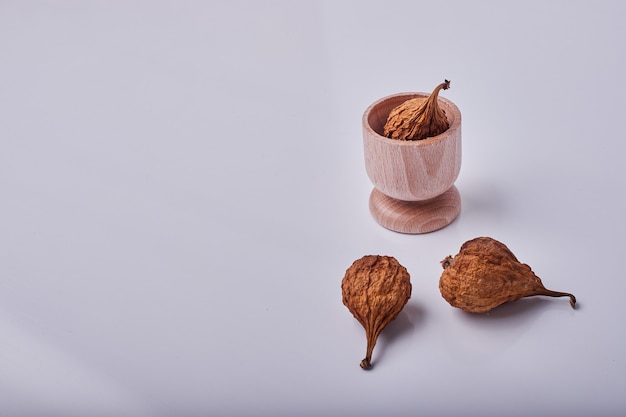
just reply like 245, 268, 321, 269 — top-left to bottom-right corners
360, 331, 377, 369
538, 289, 577, 308
432, 79, 451, 96
424, 80, 450, 110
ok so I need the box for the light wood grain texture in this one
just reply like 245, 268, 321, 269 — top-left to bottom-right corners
362, 92, 462, 233
369, 186, 461, 234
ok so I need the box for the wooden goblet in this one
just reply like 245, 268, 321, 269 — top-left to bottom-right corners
362, 92, 462, 233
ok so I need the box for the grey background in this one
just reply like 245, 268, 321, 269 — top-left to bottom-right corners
2, 1, 625, 416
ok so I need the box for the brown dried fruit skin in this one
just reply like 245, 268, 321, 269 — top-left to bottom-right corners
383, 79, 451, 140
439, 237, 576, 313
342, 255, 411, 369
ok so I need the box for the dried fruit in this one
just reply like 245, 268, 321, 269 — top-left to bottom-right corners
341, 255, 412, 369
383, 79, 451, 140
439, 237, 576, 313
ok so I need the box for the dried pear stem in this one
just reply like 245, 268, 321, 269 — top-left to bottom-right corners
420, 79, 451, 129
360, 305, 388, 369
361, 332, 377, 369
383, 79, 451, 140
535, 289, 577, 308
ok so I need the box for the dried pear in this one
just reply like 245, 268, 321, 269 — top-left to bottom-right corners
342, 255, 412, 369
383, 79, 450, 140
439, 237, 576, 313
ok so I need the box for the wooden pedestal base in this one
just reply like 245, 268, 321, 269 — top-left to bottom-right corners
369, 186, 461, 234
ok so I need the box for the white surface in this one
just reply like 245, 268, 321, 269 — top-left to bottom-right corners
1, 1, 625, 416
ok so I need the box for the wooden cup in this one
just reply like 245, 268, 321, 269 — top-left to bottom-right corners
362, 92, 462, 233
